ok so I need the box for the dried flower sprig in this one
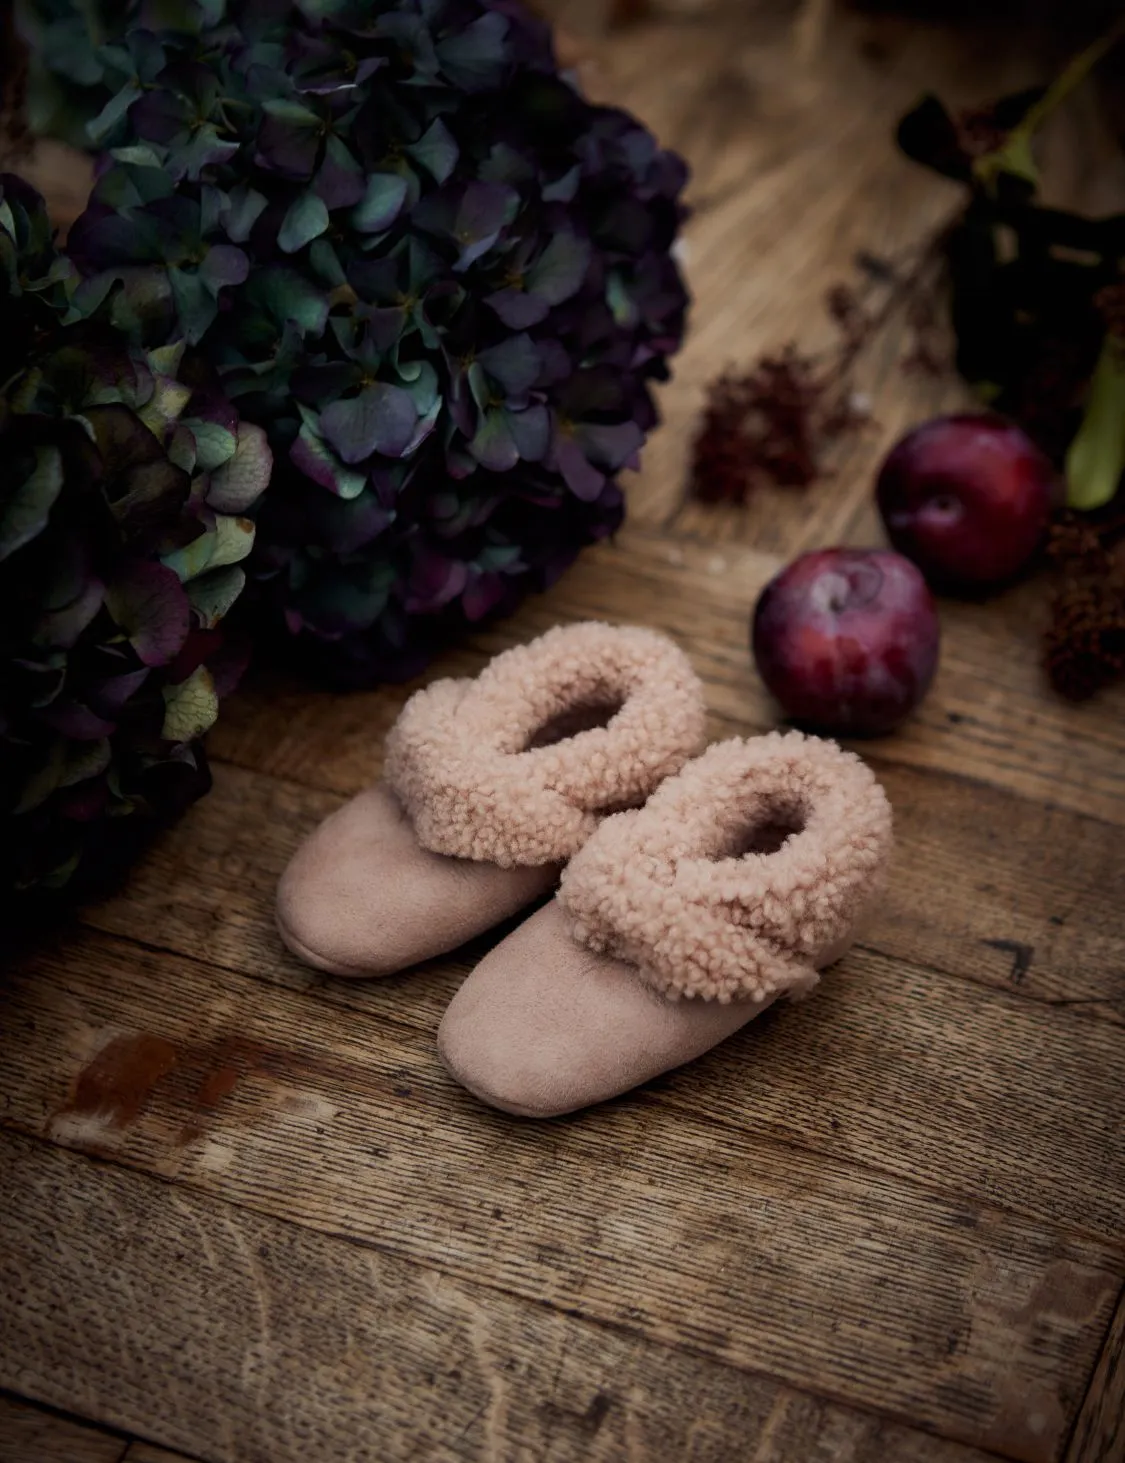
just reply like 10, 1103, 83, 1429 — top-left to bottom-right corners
1044, 511, 1125, 698
687, 238, 947, 505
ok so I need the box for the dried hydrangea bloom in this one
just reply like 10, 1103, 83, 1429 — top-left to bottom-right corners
59, 0, 690, 683
1, 175, 271, 901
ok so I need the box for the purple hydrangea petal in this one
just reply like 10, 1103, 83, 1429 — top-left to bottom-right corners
104, 560, 192, 667
478, 334, 540, 396
290, 425, 368, 499
485, 288, 549, 329
352, 174, 408, 233
554, 436, 606, 501
320, 384, 419, 464
278, 191, 330, 254
406, 546, 469, 611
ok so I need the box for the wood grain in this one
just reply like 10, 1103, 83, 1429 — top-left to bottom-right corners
86, 736, 1125, 1033
208, 527, 1125, 826
5, 1, 1125, 1458
1, 1132, 1000, 1463
0, 932, 1120, 1462
122, 1447, 205, 1463
555, 0, 1125, 546
7, 921, 1125, 1239
0, 1393, 125, 1463
1067, 1287, 1125, 1463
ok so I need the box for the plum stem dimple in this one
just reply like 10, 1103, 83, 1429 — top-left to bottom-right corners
810, 564, 883, 615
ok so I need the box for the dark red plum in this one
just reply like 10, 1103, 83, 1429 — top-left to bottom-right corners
876, 413, 1056, 589
752, 548, 940, 736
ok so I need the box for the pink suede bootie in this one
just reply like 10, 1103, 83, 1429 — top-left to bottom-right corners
276, 623, 707, 977
438, 732, 893, 1116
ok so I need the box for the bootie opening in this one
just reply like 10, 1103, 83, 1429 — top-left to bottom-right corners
525, 694, 626, 750
724, 797, 807, 857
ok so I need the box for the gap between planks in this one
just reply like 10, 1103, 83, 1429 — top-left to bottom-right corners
0, 1130, 1091, 1463
205, 524, 1125, 831
0, 1389, 203, 1463
82, 747, 1125, 1031
9, 919, 1124, 1247
1, 927, 1121, 1463
1065, 1281, 1125, 1463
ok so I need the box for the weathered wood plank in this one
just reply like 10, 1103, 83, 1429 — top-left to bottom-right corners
9, 920, 1125, 1240
549, 530, 1125, 823
556, 0, 1125, 557
564, 4, 1064, 547
1067, 1286, 1125, 1463
0, 933, 1119, 1462
122, 1446, 206, 1463
82, 753, 1125, 1026
207, 525, 1125, 826
0, 1132, 997, 1463
12, 8, 1125, 1463
0, 1392, 125, 1463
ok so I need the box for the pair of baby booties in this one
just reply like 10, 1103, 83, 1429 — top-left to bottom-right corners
276, 622, 893, 1118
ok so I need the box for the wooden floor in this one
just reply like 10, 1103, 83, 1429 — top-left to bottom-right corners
3, 3, 1125, 1460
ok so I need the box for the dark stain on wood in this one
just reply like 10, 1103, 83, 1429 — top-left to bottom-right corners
538, 1390, 615, 1437
173, 1038, 279, 1144
196, 1064, 241, 1108
982, 939, 1034, 985
60, 1032, 178, 1129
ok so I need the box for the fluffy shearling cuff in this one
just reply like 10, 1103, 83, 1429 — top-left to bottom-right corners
557, 731, 894, 1002
383, 622, 707, 867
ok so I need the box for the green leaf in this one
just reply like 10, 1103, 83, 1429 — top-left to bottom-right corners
169, 265, 218, 345
309, 238, 347, 288
206, 423, 272, 512
189, 419, 239, 472
167, 424, 198, 474
161, 525, 215, 581
162, 513, 255, 581
223, 185, 269, 244
110, 144, 165, 169
246, 267, 330, 338
13, 738, 67, 814
187, 564, 246, 628
528, 230, 590, 306
279, 191, 330, 254
145, 341, 187, 379
162, 664, 220, 742
60, 738, 113, 788
137, 375, 194, 437
0, 447, 64, 562
207, 513, 256, 570
1066, 336, 1125, 511
86, 80, 141, 145
261, 98, 322, 127
406, 118, 458, 185
352, 174, 408, 233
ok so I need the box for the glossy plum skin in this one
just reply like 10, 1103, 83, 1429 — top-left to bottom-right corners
875, 413, 1056, 589
752, 548, 940, 736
